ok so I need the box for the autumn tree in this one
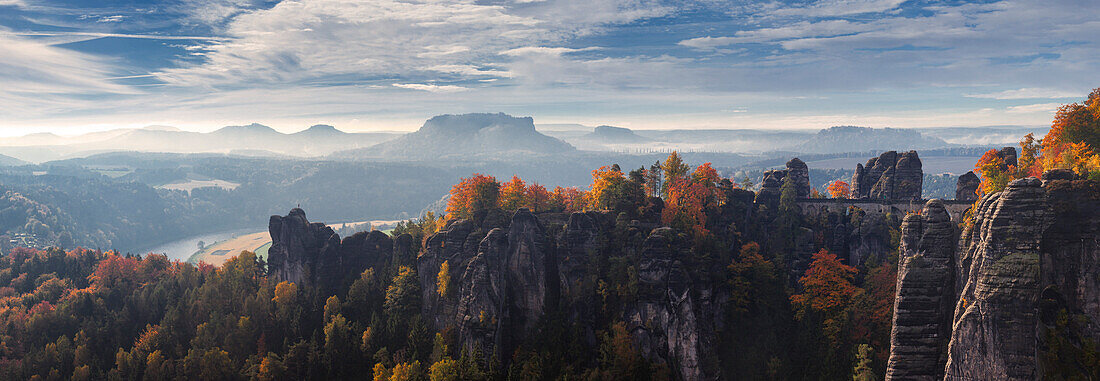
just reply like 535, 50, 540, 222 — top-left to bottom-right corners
588, 165, 645, 214
660, 152, 690, 197
436, 260, 450, 297
525, 183, 551, 212
662, 163, 721, 237
792, 249, 859, 317
1040, 88, 1100, 178
975, 149, 1011, 197
791, 249, 860, 353
445, 174, 500, 220
1017, 133, 1043, 178
550, 186, 585, 213
499, 176, 527, 211
827, 181, 851, 199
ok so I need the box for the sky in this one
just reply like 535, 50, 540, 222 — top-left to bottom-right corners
0, 0, 1096, 135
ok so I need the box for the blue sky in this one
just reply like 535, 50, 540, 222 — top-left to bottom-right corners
0, 0, 1096, 135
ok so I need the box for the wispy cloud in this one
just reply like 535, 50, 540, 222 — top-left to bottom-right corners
966, 88, 1082, 100
15, 31, 224, 40
1005, 103, 1063, 114
772, 0, 907, 17
392, 83, 470, 93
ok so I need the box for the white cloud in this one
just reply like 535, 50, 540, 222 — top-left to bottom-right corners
772, 0, 907, 17
966, 88, 1082, 100
1005, 103, 1063, 114
0, 32, 138, 118
678, 36, 738, 50
157, 0, 664, 88
392, 83, 470, 93
97, 15, 125, 23
499, 46, 598, 56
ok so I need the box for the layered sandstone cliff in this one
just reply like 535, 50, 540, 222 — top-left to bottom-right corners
852, 150, 923, 200
886, 174, 1100, 380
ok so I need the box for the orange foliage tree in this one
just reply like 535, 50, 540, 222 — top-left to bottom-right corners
791, 249, 859, 315
525, 183, 552, 212
499, 176, 526, 211
445, 174, 500, 220
1037, 88, 1100, 179
587, 165, 627, 210
550, 186, 585, 213
974, 149, 1012, 198
826, 181, 850, 199
791, 249, 860, 349
662, 163, 721, 237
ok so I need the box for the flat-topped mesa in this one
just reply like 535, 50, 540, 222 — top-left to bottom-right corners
755, 158, 810, 203
852, 150, 923, 201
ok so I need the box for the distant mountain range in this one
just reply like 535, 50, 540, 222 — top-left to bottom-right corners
0, 124, 400, 163
334, 113, 575, 160
0, 115, 1049, 165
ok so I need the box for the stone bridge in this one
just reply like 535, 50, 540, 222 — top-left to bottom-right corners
796, 198, 973, 223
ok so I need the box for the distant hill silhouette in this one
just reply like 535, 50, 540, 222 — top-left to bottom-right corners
585, 126, 652, 144
794, 126, 953, 154
334, 113, 576, 160
0, 124, 399, 162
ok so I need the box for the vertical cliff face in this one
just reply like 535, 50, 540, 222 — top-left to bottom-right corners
505, 209, 555, 333
852, 151, 923, 200
268, 208, 342, 291
412, 209, 726, 380
622, 227, 720, 381
946, 178, 1049, 380
886, 200, 957, 380
887, 174, 1100, 380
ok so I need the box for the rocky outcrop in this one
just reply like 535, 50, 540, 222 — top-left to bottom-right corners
505, 209, 554, 332
954, 172, 979, 201
886, 200, 957, 380
415, 209, 726, 380
267, 208, 342, 292
887, 174, 1100, 380
945, 177, 1049, 380
623, 228, 716, 381
756, 158, 811, 203
849, 211, 892, 268
786, 158, 810, 198
999, 147, 1018, 169
852, 151, 923, 200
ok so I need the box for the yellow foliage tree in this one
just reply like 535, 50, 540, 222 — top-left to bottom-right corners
436, 260, 450, 297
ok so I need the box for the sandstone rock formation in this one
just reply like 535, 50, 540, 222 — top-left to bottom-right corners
756, 158, 810, 203
268, 208, 342, 292
945, 177, 1049, 380
886, 174, 1100, 380
852, 151, 923, 200
886, 200, 957, 380
954, 171, 979, 201
413, 208, 726, 380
